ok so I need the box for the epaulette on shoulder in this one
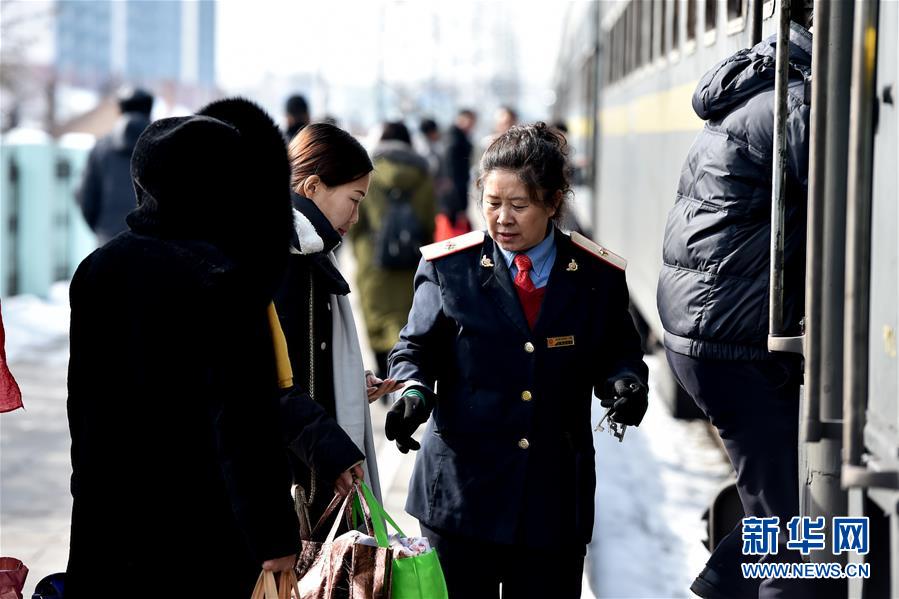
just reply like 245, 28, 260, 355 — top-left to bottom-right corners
570, 231, 627, 271
420, 230, 485, 261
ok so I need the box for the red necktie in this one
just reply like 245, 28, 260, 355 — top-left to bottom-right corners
513, 254, 545, 329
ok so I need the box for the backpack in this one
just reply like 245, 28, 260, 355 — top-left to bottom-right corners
374, 188, 425, 270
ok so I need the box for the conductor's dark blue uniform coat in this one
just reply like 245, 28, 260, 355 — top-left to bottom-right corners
389, 227, 648, 550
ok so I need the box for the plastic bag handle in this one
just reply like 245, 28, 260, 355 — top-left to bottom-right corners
355, 480, 407, 546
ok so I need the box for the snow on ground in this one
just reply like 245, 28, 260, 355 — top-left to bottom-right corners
2, 282, 71, 366
586, 354, 732, 598
1, 284, 74, 598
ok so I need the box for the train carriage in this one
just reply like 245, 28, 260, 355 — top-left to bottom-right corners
554, 0, 898, 594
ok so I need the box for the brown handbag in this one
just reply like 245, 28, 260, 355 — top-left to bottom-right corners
295, 489, 392, 599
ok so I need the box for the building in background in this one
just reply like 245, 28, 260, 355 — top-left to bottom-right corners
1, 0, 217, 133
55, 0, 215, 91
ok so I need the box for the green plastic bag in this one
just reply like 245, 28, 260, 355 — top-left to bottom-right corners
356, 481, 449, 599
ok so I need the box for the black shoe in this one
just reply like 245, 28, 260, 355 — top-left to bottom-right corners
690, 566, 757, 599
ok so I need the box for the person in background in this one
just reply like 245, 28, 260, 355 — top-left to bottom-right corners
386, 123, 648, 598
478, 105, 519, 156
493, 105, 518, 137
76, 86, 153, 244
656, 5, 829, 599
436, 109, 476, 241
471, 106, 519, 229
417, 118, 443, 177
418, 118, 453, 210
284, 93, 310, 142
349, 121, 435, 381
66, 99, 299, 598
275, 122, 400, 531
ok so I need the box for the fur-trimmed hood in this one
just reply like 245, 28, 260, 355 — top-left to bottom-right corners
127, 98, 293, 297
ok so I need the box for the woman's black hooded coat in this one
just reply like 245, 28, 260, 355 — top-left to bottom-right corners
65, 100, 299, 598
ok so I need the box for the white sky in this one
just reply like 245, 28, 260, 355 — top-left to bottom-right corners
216, 0, 568, 90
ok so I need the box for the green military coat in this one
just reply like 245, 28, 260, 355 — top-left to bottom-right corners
350, 140, 436, 354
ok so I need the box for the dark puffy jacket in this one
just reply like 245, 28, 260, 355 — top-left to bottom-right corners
657, 23, 812, 360
77, 112, 151, 242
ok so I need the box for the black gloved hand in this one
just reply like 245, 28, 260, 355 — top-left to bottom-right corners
385, 389, 431, 454
600, 376, 648, 426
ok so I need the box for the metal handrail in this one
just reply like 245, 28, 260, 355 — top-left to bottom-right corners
768, 0, 803, 357
804, 0, 860, 444
842, 0, 880, 486
801, 0, 827, 442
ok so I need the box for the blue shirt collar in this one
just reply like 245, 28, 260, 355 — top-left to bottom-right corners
497, 227, 556, 280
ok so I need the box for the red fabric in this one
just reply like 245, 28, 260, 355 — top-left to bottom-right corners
434, 213, 471, 242
0, 557, 27, 599
0, 307, 23, 414
512, 254, 545, 329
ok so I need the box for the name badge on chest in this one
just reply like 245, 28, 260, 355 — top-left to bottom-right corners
547, 335, 575, 348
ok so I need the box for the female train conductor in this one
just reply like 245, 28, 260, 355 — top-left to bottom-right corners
385, 122, 650, 598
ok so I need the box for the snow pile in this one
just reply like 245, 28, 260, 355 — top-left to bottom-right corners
2, 282, 71, 365
586, 355, 732, 598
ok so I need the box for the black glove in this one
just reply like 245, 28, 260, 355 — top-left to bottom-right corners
600, 376, 648, 426
385, 389, 431, 453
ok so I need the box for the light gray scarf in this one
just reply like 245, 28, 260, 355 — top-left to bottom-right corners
293, 209, 382, 502
328, 255, 382, 503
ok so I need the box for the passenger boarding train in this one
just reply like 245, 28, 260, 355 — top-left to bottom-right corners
553, 0, 898, 595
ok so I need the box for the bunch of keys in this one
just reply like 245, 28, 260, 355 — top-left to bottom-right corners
594, 401, 628, 442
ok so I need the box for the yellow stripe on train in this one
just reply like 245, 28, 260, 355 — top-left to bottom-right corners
598, 81, 704, 136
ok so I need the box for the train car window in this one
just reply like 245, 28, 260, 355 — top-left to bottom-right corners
612, 25, 619, 82
704, 0, 718, 45
632, 1, 640, 72
672, 0, 681, 53
634, 0, 643, 69
726, 0, 746, 35
686, 0, 697, 44
612, 19, 624, 81
705, 0, 717, 32
621, 4, 628, 76
611, 25, 620, 83
624, 3, 633, 76
603, 29, 610, 85
660, 0, 668, 56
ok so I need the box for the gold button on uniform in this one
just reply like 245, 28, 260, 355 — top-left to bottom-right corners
524, 342, 535, 353
521, 390, 533, 402
518, 438, 530, 449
